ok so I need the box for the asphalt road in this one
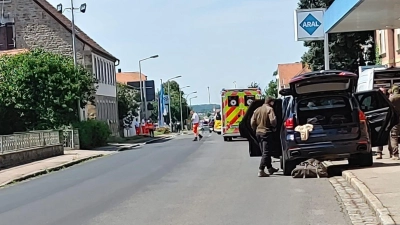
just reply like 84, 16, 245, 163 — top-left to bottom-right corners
0, 134, 350, 225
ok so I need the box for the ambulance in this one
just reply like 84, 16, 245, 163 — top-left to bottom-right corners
221, 88, 262, 141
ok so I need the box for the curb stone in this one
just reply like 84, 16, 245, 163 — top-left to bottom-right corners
322, 161, 396, 225
342, 171, 395, 225
0, 154, 105, 188
117, 135, 176, 152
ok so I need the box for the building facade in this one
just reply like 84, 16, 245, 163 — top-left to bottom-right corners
0, 0, 119, 135
276, 62, 310, 95
375, 29, 400, 67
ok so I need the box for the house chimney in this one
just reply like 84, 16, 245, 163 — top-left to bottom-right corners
117, 68, 121, 73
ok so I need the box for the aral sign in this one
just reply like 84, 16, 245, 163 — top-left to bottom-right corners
294, 9, 325, 41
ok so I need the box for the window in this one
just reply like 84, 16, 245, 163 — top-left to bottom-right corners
298, 96, 348, 111
0, 24, 14, 50
379, 30, 386, 54
356, 91, 389, 112
397, 29, 400, 50
93, 57, 97, 78
105, 63, 109, 84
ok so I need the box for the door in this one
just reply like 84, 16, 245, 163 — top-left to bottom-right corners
355, 90, 399, 147
239, 99, 263, 157
239, 99, 283, 157
271, 99, 283, 158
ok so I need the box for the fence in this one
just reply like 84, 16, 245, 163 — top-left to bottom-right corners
0, 130, 61, 154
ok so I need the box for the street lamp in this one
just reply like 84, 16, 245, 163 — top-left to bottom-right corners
56, 1, 87, 67
167, 75, 182, 129
207, 86, 211, 104
57, 1, 87, 121
233, 81, 237, 88
179, 86, 190, 132
139, 55, 159, 120
184, 91, 197, 121
189, 96, 198, 107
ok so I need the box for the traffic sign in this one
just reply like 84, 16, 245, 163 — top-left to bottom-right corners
294, 9, 325, 41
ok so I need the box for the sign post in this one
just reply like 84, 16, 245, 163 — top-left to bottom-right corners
294, 8, 329, 69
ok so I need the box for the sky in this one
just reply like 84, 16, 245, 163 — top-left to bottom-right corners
49, 0, 307, 105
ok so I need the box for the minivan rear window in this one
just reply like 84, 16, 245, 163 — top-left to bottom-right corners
298, 96, 347, 111
295, 80, 350, 94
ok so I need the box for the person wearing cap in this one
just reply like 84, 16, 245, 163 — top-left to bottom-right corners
377, 87, 392, 159
389, 85, 400, 160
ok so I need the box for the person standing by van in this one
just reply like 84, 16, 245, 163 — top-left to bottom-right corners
389, 85, 400, 160
251, 97, 279, 177
377, 87, 392, 159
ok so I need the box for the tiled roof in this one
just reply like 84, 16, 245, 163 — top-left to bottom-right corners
277, 62, 311, 86
116, 72, 147, 84
34, 0, 118, 61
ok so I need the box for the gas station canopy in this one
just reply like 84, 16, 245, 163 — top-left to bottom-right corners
324, 0, 400, 33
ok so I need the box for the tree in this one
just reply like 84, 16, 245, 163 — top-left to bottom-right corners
298, 0, 375, 74
264, 80, 278, 98
248, 82, 260, 88
117, 83, 139, 130
0, 49, 97, 134
149, 80, 191, 125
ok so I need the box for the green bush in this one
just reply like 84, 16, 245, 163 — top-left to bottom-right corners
74, 120, 111, 149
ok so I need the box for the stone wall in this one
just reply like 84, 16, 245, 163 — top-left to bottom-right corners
1, 0, 87, 65
0, 145, 64, 168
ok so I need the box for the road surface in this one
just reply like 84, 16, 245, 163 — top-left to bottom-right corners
0, 134, 350, 225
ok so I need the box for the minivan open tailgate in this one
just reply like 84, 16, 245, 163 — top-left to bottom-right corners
294, 123, 360, 144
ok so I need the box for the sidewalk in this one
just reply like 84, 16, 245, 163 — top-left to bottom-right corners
327, 146, 400, 225
0, 150, 113, 187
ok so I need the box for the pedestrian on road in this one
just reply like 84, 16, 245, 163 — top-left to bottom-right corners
389, 85, 400, 160
251, 97, 279, 177
191, 110, 203, 141
134, 118, 140, 136
377, 87, 392, 159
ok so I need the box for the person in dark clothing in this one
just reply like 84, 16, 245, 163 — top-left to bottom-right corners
251, 97, 279, 177
390, 85, 400, 160
377, 87, 392, 159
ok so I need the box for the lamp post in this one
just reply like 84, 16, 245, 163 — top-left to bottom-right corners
233, 81, 237, 88
189, 96, 197, 107
167, 75, 182, 129
179, 86, 190, 133
56, 1, 87, 66
139, 55, 158, 121
57, 1, 87, 121
207, 86, 211, 104
184, 91, 197, 129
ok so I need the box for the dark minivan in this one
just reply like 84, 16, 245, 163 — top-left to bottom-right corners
239, 70, 399, 175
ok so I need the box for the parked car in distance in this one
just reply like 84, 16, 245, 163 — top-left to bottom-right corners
239, 70, 399, 175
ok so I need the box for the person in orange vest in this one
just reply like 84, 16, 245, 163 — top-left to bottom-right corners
146, 119, 155, 137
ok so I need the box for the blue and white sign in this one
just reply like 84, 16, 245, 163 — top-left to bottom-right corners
163, 95, 169, 105
294, 9, 325, 41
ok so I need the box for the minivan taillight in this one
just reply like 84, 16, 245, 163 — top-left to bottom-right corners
285, 117, 294, 129
359, 110, 366, 121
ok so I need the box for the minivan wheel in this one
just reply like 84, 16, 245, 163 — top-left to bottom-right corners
348, 152, 373, 167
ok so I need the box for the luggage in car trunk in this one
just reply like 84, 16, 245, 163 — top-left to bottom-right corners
294, 95, 359, 143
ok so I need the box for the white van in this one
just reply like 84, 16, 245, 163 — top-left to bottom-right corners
357, 66, 400, 92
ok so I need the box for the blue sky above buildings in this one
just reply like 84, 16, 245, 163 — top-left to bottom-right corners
49, 0, 306, 105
